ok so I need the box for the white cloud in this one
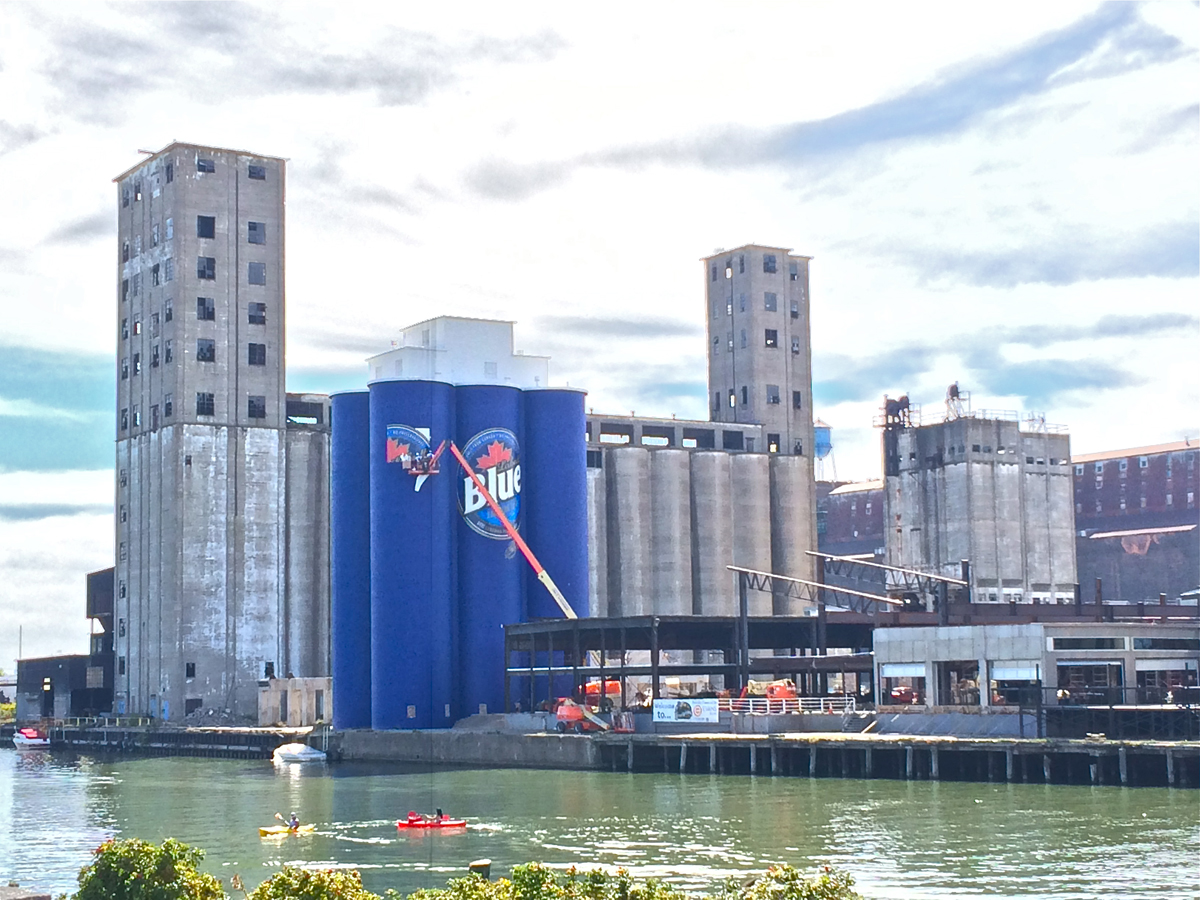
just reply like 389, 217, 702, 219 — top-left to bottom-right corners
0, 1, 1194, 640
0, 469, 113, 507
0, 510, 111, 669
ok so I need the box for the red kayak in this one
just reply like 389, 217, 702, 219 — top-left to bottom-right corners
397, 811, 466, 829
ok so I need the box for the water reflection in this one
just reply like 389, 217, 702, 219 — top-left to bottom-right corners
0, 750, 1197, 899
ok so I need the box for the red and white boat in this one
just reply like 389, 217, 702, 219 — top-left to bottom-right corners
12, 727, 50, 749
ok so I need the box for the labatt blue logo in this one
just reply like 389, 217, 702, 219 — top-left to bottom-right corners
458, 428, 521, 539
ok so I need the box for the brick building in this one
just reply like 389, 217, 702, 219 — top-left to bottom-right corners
1072, 439, 1199, 602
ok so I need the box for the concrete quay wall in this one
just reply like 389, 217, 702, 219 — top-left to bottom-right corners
336, 729, 599, 770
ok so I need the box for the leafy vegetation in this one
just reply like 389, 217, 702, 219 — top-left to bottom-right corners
245, 867, 381, 900
75, 838, 226, 900
76, 841, 861, 900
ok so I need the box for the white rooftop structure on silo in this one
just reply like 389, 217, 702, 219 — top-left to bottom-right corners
366, 316, 550, 388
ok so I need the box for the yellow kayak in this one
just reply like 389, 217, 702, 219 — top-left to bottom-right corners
259, 824, 316, 837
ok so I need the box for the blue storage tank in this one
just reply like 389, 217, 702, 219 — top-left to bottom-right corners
330, 391, 372, 731
814, 419, 833, 460
369, 380, 456, 730
455, 385, 524, 717
522, 389, 589, 620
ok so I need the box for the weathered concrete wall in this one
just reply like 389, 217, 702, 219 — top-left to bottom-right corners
258, 676, 332, 726
886, 418, 1076, 602
690, 451, 735, 615
649, 450, 692, 615
585, 446, 817, 620
605, 448, 651, 616
285, 421, 331, 677
338, 729, 600, 769
586, 468, 608, 617
115, 145, 288, 722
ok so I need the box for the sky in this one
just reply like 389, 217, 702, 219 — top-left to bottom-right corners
0, 2, 1196, 666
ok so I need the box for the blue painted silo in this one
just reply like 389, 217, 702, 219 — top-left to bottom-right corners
330, 390, 372, 731
522, 389, 589, 620
369, 379, 457, 730
455, 384, 524, 717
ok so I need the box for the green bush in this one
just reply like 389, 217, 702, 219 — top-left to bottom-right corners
72, 841, 859, 900
715, 865, 861, 900
403, 863, 856, 900
75, 838, 226, 900
247, 867, 381, 900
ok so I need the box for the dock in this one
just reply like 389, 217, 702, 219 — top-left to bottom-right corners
2, 721, 310, 759
591, 730, 1199, 787
7, 721, 1197, 787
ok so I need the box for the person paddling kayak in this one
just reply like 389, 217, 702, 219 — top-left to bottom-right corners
288, 812, 301, 831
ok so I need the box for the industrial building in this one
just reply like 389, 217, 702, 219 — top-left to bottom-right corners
330, 382, 588, 731
111, 143, 330, 722
1072, 439, 1199, 601
818, 480, 885, 560
881, 388, 1077, 604
15, 569, 114, 720
875, 621, 1199, 711
366, 317, 550, 388
704, 244, 815, 460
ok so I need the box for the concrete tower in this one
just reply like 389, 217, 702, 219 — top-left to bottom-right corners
881, 399, 1077, 604
703, 245, 815, 460
113, 143, 287, 720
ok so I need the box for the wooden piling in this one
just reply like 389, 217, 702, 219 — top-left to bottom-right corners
679, 743, 688, 773
1043, 754, 1052, 783
865, 746, 874, 777
1119, 747, 1128, 785
809, 746, 817, 777
709, 744, 716, 774
750, 744, 757, 775
930, 747, 939, 779
906, 747, 914, 780
1006, 749, 1014, 782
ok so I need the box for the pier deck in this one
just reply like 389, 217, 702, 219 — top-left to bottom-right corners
592, 730, 1200, 787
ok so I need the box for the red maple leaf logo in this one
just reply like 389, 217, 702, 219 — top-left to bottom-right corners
475, 440, 512, 470
387, 439, 409, 464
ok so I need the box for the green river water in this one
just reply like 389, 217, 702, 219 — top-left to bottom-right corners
1, 750, 1196, 899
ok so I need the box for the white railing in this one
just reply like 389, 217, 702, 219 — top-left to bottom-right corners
719, 696, 856, 715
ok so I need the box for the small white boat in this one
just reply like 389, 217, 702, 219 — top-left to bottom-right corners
272, 742, 326, 764
12, 727, 50, 749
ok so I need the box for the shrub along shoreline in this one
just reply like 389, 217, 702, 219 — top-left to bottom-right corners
70, 839, 863, 900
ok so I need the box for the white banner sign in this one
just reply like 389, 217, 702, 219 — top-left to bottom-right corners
652, 698, 719, 723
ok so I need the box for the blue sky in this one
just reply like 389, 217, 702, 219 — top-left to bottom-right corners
0, 1, 1196, 663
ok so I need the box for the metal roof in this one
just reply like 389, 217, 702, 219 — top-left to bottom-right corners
1088, 524, 1197, 540
828, 480, 884, 496
1072, 439, 1197, 464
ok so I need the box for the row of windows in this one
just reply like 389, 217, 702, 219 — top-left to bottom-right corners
121, 301, 266, 340
120, 341, 267, 378
1076, 455, 1195, 477
121, 160, 268, 206
717, 388, 804, 410
122, 258, 269, 296
120, 393, 269, 431
712, 329, 799, 354
711, 293, 801, 318
122, 217, 266, 263
709, 255, 803, 281
1078, 492, 1195, 513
